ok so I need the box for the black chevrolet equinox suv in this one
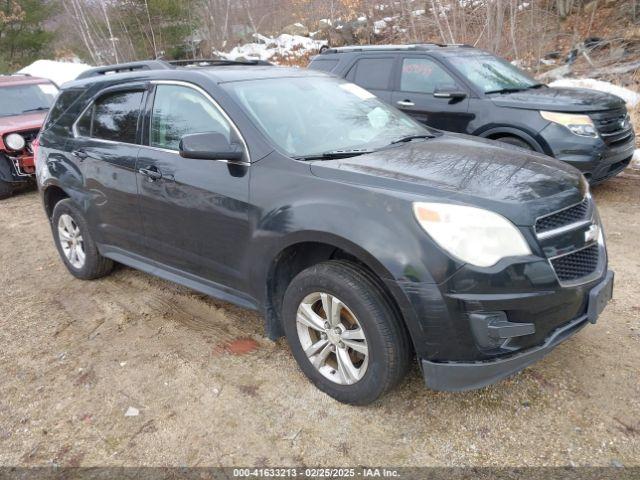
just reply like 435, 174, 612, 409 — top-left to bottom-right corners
37, 59, 614, 404
309, 44, 635, 184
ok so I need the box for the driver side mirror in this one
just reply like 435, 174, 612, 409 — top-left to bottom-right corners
179, 132, 244, 161
433, 86, 467, 100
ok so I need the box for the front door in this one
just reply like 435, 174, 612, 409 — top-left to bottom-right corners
391, 56, 472, 133
72, 87, 147, 254
136, 82, 251, 293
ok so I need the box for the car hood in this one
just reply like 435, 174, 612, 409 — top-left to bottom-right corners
491, 86, 626, 112
0, 112, 47, 135
310, 134, 587, 226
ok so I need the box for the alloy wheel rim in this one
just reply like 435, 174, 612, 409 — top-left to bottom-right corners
58, 214, 86, 269
296, 292, 369, 385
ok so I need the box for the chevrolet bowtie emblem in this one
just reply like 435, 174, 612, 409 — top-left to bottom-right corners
585, 224, 599, 243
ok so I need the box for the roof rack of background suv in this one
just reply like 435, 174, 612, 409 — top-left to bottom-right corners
322, 43, 474, 54
76, 58, 272, 80
168, 58, 271, 67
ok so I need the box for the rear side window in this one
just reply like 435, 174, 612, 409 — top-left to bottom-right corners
346, 57, 394, 90
43, 88, 78, 131
400, 58, 457, 93
309, 58, 339, 72
76, 90, 143, 144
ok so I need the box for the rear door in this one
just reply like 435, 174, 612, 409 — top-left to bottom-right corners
391, 56, 472, 132
135, 81, 251, 293
344, 56, 396, 102
71, 85, 147, 254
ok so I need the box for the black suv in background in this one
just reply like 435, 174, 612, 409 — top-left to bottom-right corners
37, 60, 613, 404
309, 45, 635, 184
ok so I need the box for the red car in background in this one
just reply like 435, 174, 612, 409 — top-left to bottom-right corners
0, 75, 58, 199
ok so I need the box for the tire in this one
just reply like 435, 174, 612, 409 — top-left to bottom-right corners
282, 260, 411, 405
0, 179, 13, 200
495, 136, 533, 150
51, 199, 113, 280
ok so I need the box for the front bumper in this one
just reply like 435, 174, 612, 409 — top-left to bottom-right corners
0, 152, 36, 184
539, 122, 635, 184
420, 270, 614, 391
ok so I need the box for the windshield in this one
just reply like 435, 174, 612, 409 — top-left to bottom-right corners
222, 76, 429, 158
0, 82, 59, 117
448, 54, 540, 94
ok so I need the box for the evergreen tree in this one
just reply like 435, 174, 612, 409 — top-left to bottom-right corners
0, 0, 56, 72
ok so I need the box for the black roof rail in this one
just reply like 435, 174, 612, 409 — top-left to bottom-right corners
76, 60, 172, 80
322, 43, 475, 54
168, 58, 272, 67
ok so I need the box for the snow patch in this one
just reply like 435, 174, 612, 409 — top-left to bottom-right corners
18, 59, 92, 86
549, 78, 640, 108
632, 149, 640, 170
216, 34, 326, 62
374, 19, 388, 34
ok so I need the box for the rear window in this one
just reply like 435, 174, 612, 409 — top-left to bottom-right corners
309, 58, 339, 72
346, 57, 394, 91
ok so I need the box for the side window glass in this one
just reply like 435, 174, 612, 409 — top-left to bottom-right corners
150, 84, 231, 151
91, 91, 143, 143
400, 58, 457, 94
347, 58, 394, 90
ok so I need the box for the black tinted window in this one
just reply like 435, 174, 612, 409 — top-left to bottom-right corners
310, 59, 338, 72
400, 58, 457, 93
89, 91, 143, 143
348, 58, 394, 90
43, 88, 78, 130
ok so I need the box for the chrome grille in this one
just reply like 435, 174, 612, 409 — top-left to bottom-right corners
535, 198, 590, 234
551, 245, 600, 282
591, 109, 633, 147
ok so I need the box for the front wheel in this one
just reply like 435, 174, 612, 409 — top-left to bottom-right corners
495, 136, 533, 150
282, 261, 411, 405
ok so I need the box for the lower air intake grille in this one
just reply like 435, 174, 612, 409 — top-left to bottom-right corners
551, 244, 599, 282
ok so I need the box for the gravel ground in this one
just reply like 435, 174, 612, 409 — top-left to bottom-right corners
0, 174, 639, 468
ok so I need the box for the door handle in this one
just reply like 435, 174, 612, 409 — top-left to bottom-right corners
138, 166, 163, 181
396, 100, 415, 107
72, 149, 89, 161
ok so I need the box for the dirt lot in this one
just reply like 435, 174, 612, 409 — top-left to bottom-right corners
1, 174, 639, 468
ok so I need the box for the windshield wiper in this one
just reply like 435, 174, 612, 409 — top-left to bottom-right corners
390, 134, 435, 144
485, 87, 527, 94
486, 84, 545, 94
297, 148, 374, 161
22, 107, 50, 113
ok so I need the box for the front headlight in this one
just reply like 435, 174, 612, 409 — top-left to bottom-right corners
540, 111, 598, 137
4, 133, 26, 151
413, 202, 532, 267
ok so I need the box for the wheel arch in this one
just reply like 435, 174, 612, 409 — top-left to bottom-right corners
475, 126, 550, 155
42, 184, 71, 219
261, 233, 417, 352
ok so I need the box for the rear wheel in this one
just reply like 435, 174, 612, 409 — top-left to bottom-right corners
0, 180, 13, 200
282, 260, 411, 405
51, 199, 113, 280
